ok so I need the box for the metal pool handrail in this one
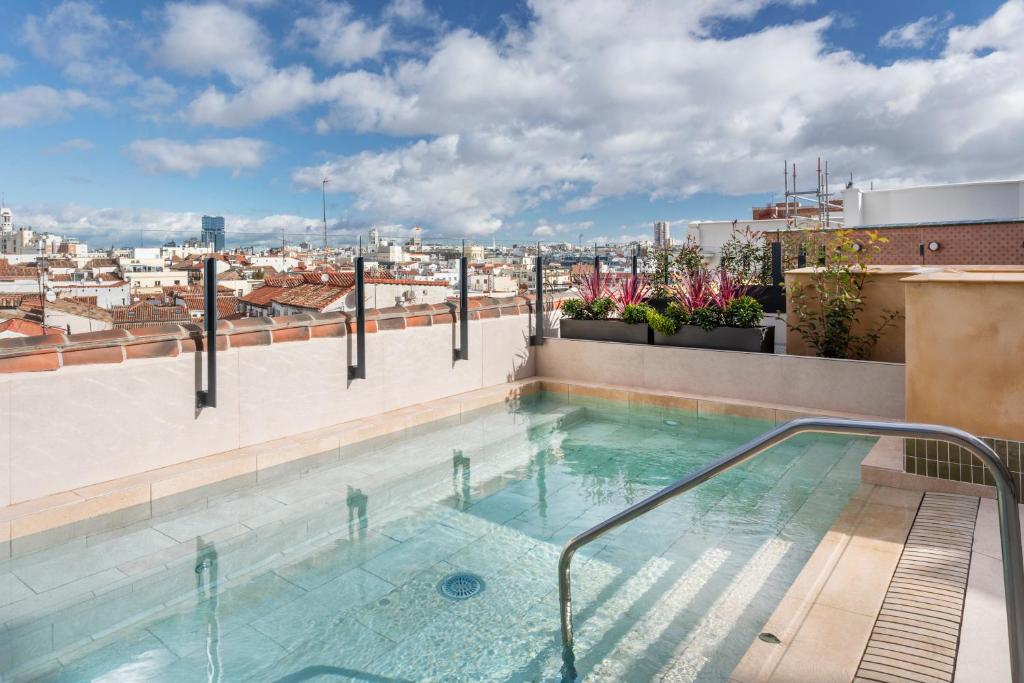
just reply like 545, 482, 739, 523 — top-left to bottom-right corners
557, 418, 1024, 682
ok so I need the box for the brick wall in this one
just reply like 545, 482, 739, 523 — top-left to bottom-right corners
766, 221, 1024, 266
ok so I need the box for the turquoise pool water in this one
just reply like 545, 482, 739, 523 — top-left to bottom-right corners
0, 393, 871, 682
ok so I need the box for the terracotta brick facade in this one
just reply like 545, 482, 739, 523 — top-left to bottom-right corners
766, 220, 1024, 266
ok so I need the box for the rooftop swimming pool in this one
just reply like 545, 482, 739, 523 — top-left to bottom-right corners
1, 393, 872, 682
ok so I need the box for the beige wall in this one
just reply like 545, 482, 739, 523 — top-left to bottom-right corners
537, 338, 905, 419
785, 266, 919, 362
0, 314, 535, 506
905, 273, 1024, 441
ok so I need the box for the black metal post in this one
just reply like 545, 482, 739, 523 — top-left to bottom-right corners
198, 257, 217, 408
770, 240, 786, 313
631, 250, 638, 278
348, 256, 366, 380
454, 256, 469, 361
532, 254, 544, 346
593, 249, 600, 277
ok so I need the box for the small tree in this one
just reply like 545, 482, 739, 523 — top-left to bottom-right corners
788, 230, 900, 360
719, 226, 770, 287
673, 235, 705, 279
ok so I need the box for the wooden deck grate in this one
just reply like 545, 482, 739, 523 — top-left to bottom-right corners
854, 492, 979, 683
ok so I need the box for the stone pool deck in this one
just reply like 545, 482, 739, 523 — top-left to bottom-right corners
731, 486, 1023, 683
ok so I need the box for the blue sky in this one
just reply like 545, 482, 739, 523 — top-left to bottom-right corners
0, 0, 1020, 247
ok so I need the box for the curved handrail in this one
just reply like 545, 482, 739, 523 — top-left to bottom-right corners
557, 417, 1024, 682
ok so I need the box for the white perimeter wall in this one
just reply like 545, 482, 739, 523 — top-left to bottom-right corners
845, 180, 1024, 227
537, 338, 904, 420
0, 314, 535, 506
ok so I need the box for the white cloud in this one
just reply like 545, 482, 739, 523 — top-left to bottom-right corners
22, 1, 111, 64
0, 86, 100, 127
532, 219, 593, 237
947, 0, 1024, 54
45, 138, 96, 154
11, 204, 325, 248
186, 66, 326, 127
880, 13, 953, 49
156, 3, 270, 83
20, 1, 144, 87
281, 0, 1024, 234
0, 54, 14, 75
128, 137, 270, 176
293, 2, 389, 66
384, 0, 444, 31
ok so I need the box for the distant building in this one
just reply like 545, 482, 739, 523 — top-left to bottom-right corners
368, 227, 380, 248
201, 215, 226, 251
654, 221, 671, 248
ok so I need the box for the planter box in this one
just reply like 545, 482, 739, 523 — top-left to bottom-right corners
560, 319, 651, 345
652, 325, 775, 353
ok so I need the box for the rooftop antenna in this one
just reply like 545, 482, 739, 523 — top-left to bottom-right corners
783, 160, 789, 225
321, 177, 330, 253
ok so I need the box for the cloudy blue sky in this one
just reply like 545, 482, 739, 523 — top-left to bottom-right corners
0, 0, 1020, 247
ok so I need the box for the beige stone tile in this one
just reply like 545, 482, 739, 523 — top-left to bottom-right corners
848, 502, 919, 553
538, 379, 571, 397
0, 490, 83, 522
150, 453, 256, 503
568, 383, 630, 404
860, 436, 903, 470
868, 486, 924, 509
731, 594, 814, 682
698, 399, 776, 421
10, 485, 149, 540
816, 543, 901, 617
769, 604, 875, 683
819, 484, 874, 540
627, 391, 698, 413
253, 431, 340, 473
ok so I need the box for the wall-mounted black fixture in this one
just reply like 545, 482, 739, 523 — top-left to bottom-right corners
766, 241, 786, 313
454, 255, 469, 361
348, 256, 366, 380
797, 244, 807, 268
197, 257, 218, 408
532, 253, 544, 346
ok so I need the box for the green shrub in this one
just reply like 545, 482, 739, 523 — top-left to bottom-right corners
560, 298, 586, 320
621, 303, 651, 324
665, 302, 689, 326
561, 295, 615, 320
725, 296, 764, 328
588, 296, 615, 320
646, 308, 680, 336
690, 305, 723, 331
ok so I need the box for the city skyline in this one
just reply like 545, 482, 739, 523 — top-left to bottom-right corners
1, 0, 1021, 247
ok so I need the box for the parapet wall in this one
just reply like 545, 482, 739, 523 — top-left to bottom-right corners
0, 297, 541, 506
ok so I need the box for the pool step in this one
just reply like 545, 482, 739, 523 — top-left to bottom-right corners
586, 547, 730, 681
0, 406, 582, 681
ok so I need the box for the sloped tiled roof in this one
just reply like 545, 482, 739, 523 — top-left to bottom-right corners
0, 317, 51, 336
111, 303, 191, 328
0, 260, 38, 278
45, 299, 113, 322
271, 284, 348, 311
239, 285, 286, 307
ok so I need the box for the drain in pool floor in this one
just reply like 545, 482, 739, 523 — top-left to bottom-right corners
438, 572, 486, 600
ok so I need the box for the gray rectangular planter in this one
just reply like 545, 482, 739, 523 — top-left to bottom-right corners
560, 319, 651, 345
652, 325, 774, 353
